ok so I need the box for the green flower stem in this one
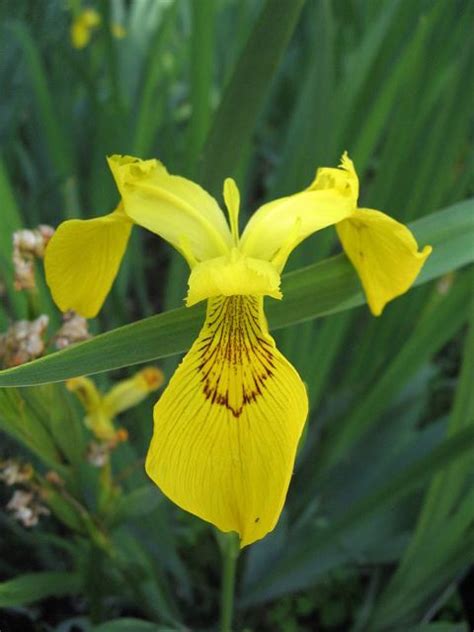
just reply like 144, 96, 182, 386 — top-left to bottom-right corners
98, 459, 114, 514
219, 532, 240, 632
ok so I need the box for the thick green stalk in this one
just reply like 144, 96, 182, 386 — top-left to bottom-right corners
219, 533, 240, 632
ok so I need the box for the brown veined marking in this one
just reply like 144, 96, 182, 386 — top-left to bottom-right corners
197, 296, 276, 417
146, 294, 308, 546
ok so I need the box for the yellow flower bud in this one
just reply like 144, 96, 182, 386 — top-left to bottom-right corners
67, 368, 164, 443
102, 367, 164, 417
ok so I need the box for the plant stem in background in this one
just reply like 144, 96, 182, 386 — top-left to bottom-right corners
219, 532, 240, 632
25, 289, 40, 320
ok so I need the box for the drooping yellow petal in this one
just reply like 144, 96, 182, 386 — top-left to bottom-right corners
186, 249, 282, 306
239, 189, 353, 268
336, 208, 432, 316
107, 155, 233, 262
44, 207, 132, 318
146, 295, 308, 547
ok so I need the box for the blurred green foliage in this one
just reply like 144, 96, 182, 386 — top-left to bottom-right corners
0, 0, 473, 630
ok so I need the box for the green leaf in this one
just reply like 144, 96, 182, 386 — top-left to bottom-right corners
0, 157, 60, 323
131, 1, 178, 157
199, 0, 306, 195
0, 571, 81, 607
42, 483, 89, 533
270, 0, 336, 196
366, 297, 474, 629
332, 0, 402, 144
0, 388, 63, 468
241, 424, 474, 605
0, 158, 25, 319
92, 620, 169, 632
188, 0, 216, 173
405, 625, 468, 632
319, 269, 471, 469
6, 21, 80, 218
0, 199, 471, 387
20, 383, 86, 466
349, 8, 433, 170
112, 485, 163, 524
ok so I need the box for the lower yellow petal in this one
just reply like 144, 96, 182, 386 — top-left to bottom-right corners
44, 208, 132, 318
146, 295, 308, 547
337, 208, 432, 315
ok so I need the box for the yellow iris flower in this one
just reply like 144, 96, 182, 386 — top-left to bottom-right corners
67, 367, 164, 442
70, 8, 101, 50
44, 153, 431, 546
70, 8, 126, 49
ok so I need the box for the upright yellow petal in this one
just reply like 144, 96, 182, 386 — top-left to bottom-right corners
240, 153, 360, 268
308, 151, 359, 203
107, 155, 232, 262
146, 295, 308, 547
223, 177, 240, 244
240, 189, 353, 268
337, 208, 432, 315
44, 207, 132, 318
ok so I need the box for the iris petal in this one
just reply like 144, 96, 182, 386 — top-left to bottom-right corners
186, 251, 282, 306
146, 295, 308, 547
240, 190, 353, 266
107, 155, 233, 262
44, 207, 132, 318
308, 151, 359, 202
337, 208, 432, 315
